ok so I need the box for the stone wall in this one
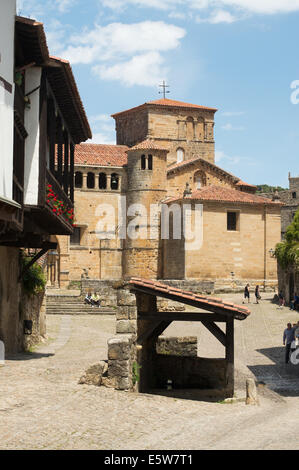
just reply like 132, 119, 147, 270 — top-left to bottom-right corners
21, 291, 46, 351
81, 279, 119, 307
154, 355, 227, 391
0, 246, 46, 354
107, 286, 137, 390
0, 246, 22, 353
113, 105, 216, 167
156, 336, 197, 356
167, 159, 236, 199
163, 201, 281, 285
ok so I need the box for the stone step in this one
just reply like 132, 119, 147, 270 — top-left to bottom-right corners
46, 308, 115, 315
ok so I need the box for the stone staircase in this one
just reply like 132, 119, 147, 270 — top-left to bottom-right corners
46, 289, 116, 316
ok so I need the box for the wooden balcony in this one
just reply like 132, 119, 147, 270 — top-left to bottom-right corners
24, 169, 74, 236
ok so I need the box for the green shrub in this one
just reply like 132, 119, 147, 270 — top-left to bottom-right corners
21, 253, 46, 295
275, 210, 299, 269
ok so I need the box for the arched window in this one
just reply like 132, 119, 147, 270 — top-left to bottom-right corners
111, 173, 119, 190
99, 173, 107, 190
87, 172, 95, 189
141, 155, 146, 170
148, 154, 153, 170
177, 148, 184, 163
194, 171, 206, 190
74, 171, 83, 188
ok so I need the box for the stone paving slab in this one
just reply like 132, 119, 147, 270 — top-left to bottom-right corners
1, 297, 299, 449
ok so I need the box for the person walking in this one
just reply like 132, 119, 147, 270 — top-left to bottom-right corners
255, 285, 261, 304
278, 291, 285, 309
243, 284, 250, 304
283, 323, 295, 364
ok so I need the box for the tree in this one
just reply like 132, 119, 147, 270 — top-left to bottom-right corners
275, 209, 299, 269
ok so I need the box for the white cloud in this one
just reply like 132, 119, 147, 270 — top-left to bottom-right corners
215, 150, 241, 165
216, 149, 255, 166
99, 0, 299, 17
222, 111, 245, 116
61, 21, 185, 87
17, 0, 76, 17
196, 9, 238, 23
93, 52, 167, 87
56, 0, 77, 13
63, 21, 185, 64
221, 123, 245, 130
219, 0, 299, 14
89, 114, 116, 144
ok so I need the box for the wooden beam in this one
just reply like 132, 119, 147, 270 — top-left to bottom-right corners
18, 243, 55, 281
48, 99, 56, 175
137, 320, 171, 345
225, 317, 234, 396
57, 117, 63, 185
201, 321, 226, 347
140, 312, 226, 322
63, 131, 69, 196
70, 143, 75, 203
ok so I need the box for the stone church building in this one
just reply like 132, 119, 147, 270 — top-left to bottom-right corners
52, 98, 282, 291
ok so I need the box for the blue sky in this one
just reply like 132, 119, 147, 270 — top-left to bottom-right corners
17, 0, 299, 187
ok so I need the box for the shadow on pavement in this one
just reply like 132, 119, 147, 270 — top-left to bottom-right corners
6, 352, 55, 361
248, 346, 299, 397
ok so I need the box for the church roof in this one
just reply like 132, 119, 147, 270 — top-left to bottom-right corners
167, 185, 283, 206
167, 157, 240, 183
128, 139, 169, 152
111, 98, 217, 118
74, 143, 128, 167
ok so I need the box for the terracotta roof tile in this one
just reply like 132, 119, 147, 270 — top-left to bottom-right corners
74, 143, 128, 167
128, 139, 169, 152
112, 98, 217, 118
167, 185, 283, 206
236, 180, 257, 189
129, 278, 250, 320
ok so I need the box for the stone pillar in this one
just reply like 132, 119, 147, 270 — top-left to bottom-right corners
107, 174, 111, 191
107, 286, 137, 390
83, 173, 88, 190
94, 173, 99, 190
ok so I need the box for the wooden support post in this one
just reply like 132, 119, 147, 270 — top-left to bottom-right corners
57, 117, 63, 186
63, 132, 69, 196
70, 143, 75, 203
225, 317, 234, 397
48, 99, 56, 175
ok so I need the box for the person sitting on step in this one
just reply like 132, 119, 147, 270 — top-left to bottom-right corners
84, 292, 92, 305
91, 292, 101, 308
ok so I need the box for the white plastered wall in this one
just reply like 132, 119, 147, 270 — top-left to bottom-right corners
0, 0, 16, 201
24, 67, 42, 205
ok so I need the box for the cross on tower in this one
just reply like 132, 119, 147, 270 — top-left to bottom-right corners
159, 81, 170, 99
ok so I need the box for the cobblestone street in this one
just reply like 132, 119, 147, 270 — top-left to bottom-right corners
1, 295, 299, 450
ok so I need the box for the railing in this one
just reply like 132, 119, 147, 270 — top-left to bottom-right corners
46, 168, 74, 227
